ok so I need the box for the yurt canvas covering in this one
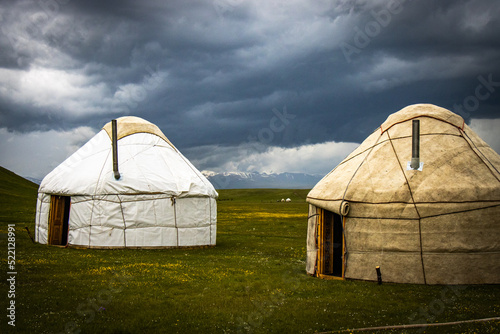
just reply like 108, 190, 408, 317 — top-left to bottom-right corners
306, 104, 500, 284
35, 116, 217, 248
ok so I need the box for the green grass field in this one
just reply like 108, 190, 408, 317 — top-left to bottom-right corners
1, 166, 499, 333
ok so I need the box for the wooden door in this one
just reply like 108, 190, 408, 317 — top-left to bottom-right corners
318, 209, 344, 277
48, 195, 70, 245
318, 209, 333, 275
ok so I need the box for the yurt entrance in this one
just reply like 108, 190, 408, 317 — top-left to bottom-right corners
48, 195, 70, 246
317, 209, 344, 278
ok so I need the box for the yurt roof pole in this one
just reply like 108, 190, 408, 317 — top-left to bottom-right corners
410, 119, 420, 170
112, 119, 121, 180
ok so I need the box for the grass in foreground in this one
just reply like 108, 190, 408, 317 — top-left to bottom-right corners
0, 172, 499, 333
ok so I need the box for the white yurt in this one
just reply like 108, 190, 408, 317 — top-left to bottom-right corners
35, 116, 217, 248
306, 104, 500, 284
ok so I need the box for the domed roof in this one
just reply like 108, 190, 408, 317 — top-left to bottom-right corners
102, 116, 175, 149
380, 103, 465, 132
39, 117, 217, 198
307, 104, 500, 218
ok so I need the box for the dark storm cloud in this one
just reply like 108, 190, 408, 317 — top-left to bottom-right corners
0, 0, 499, 177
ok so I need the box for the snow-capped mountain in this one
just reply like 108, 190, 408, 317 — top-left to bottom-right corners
202, 171, 322, 189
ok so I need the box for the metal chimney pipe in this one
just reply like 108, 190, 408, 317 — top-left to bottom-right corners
410, 119, 420, 170
112, 119, 121, 180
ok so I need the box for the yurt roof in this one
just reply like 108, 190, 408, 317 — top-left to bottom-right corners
39, 116, 217, 198
380, 103, 465, 133
307, 104, 500, 218
102, 116, 176, 150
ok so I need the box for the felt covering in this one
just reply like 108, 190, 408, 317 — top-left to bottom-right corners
306, 104, 500, 284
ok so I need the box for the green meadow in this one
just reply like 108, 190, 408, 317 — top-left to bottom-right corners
0, 166, 499, 333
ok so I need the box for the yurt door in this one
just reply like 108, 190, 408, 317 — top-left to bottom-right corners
48, 195, 70, 246
318, 209, 343, 278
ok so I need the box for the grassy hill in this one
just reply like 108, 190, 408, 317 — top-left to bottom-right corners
0, 166, 38, 224
0, 167, 499, 333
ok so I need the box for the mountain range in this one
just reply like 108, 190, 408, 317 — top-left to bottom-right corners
201, 171, 322, 189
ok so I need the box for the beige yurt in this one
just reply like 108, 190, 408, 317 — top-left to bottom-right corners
35, 116, 217, 248
306, 104, 500, 284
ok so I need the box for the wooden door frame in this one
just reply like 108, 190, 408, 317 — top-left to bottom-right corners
317, 208, 345, 279
48, 195, 71, 246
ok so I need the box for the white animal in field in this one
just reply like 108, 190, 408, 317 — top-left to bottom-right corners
286, 198, 291, 202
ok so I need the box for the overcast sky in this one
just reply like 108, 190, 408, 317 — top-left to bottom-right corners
1, 0, 499, 179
